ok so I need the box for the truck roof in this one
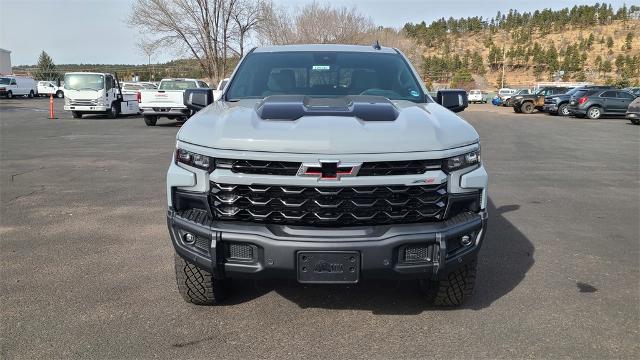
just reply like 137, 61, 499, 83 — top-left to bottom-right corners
253, 44, 397, 54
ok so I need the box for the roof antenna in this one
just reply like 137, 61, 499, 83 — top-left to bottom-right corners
372, 40, 381, 50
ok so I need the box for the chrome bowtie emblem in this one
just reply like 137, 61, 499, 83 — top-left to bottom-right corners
298, 160, 362, 181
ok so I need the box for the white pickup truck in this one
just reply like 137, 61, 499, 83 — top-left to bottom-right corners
138, 78, 209, 126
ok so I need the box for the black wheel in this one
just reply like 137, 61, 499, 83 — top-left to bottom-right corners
558, 103, 570, 116
174, 253, 229, 305
421, 259, 477, 307
143, 116, 157, 126
513, 106, 522, 113
6, 91, 12, 99
28, 90, 34, 98
56, 90, 64, 98
108, 103, 119, 119
630, 118, 639, 125
520, 102, 534, 114
586, 106, 602, 119
71, 111, 82, 119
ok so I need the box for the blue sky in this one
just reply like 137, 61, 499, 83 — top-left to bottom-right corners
0, 0, 632, 65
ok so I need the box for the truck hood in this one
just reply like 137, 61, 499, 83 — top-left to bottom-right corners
177, 99, 479, 154
64, 89, 103, 100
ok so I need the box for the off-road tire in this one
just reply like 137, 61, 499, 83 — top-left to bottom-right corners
558, 103, 570, 116
71, 111, 82, 119
174, 253, 229, 305
520, 102, 534, 114
56, 90, 64, 98
586, 106, 602, 120
421, 259, 477, 307
144, 116, 157, 126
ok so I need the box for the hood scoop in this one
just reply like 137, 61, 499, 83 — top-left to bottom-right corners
256, 95, 399, 121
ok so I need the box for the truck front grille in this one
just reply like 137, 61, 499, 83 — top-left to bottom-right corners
68, 99, 97, 106
214, 159, 442, 177
209, 182, 447, 226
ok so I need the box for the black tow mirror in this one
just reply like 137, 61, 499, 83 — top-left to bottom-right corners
184, 88, 214, 112
436, 89, 468, 113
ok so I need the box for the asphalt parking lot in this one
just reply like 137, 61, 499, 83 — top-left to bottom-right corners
1, 97, 639, 359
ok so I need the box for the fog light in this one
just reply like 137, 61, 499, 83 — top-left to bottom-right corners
461, 235, 472, 246
183, 233, 196, 245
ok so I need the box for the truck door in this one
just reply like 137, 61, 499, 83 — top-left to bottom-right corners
104, 75, 114, 105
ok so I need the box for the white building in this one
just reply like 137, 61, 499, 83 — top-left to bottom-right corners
0, 48, 11, 75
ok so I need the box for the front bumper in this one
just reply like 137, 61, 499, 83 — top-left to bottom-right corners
626, 112, 639, 120
168, 208, 487, 281
64, 105, 108, 112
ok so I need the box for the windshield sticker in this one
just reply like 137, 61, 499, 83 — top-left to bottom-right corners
312, 65, 331, 70
410, 90, 419, 97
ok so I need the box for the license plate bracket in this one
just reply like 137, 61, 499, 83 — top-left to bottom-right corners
297, 251, 360, 284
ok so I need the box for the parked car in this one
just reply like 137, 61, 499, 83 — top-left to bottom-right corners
138, 78, 209, 126
497, 88, 517, 106
37, 80, 64, 98
568, 89, 637, 119
511, 86, 572, 114
625, 96, 640, 125
543, 86, 614, 116
0, 75, 37, 98
504, 89, 531, 107
468, 89, 486, 103
169, 44, 486, 307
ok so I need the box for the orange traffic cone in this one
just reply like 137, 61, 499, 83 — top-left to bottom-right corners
49, 94, 57, 119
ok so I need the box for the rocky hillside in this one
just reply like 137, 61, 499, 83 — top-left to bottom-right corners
404, 4, 640, 89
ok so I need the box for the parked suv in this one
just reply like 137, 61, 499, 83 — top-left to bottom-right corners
167, 44, 487, 306
512, 86, 572, 114
568, 89, 637, 119
543, 86, 614, 116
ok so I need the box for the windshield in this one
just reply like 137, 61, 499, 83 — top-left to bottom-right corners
159, 80, 197, 90
64, 74, 104, 91
124, 84, 144, 90
0, 78, 11, 85
226, 51, 425, 102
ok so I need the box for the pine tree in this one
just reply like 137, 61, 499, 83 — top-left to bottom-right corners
606, 36, 614, 49
34, 51, 59, 81
625, 32, 633, 50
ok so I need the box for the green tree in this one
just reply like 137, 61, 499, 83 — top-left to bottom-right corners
450, 68, 474, 89
601, 59, 612, 73
606, 36, 614, 49
546, 44, 559, 73
33, 51, 59, 81
624, 32, 633, 50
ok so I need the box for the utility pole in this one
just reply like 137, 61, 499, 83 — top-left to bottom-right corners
501, 46, 506, 89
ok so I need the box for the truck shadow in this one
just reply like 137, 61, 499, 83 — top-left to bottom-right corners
224, 199, 534, 314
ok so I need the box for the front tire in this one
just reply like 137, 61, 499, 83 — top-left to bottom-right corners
144, 115, 157, 126
28, 90, 34, 98
520, 102, 534, 114
421, 259, 477, 307
71, 111, 82, 119
56, 90, 64, 98
108, 102, 119, 119
587, 106, 602, 119
558, 103, 570, 116
6, 91, 13, 99
174, 253, 229, 305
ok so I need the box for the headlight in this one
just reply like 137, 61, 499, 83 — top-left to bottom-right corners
444, 148, 481, 172
175, 148, 214, 171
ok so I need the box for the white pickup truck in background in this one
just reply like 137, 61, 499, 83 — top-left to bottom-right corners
212, 77, 229, 101
138, 78, 208, 126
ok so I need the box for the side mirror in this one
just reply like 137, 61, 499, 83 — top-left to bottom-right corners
436, 89, 468, 113
184, 88, 214, 112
